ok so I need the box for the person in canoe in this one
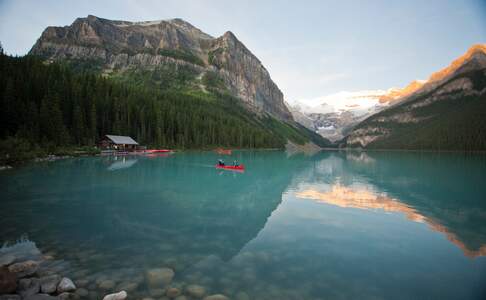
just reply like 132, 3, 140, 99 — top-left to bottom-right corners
218, 159, 225, 166
233, 160, 239, 167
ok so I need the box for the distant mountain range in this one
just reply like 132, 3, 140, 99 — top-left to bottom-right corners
291, 44, 486, 150
18, 16, 486, 151
290, 90, 392, 141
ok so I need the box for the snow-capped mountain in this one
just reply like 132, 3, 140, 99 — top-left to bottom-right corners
290, 90, 394, 141
290, 78, 430, 142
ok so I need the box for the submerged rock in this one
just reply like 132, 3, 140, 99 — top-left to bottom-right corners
0, 295, 21, 300
87, 291, 98, 300
102, 291, 127, 300
235, 291, 250, 300
166, 287, 181, 298
203, 295, 229, 300
40, 274, 61, 294
115, 281, 138, 292
57, 277, 76, 293
185, 284, 206, 298
0, 255, 16, 267
75, 288, 89, 297
149, 288, 165, 297
17, 278, 40, 298
146, 268, 174, 287
23, 294, 59, 300
58, 292, 79, 300
98, 279, 116, 290
73, 279, 89, 288
0, 267, 17, 294
8, 260, 39, 278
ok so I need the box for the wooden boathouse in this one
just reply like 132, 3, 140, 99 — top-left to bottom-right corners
99, 135, 139, 151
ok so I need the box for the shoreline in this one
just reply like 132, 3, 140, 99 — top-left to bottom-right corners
2, 146, 486, 171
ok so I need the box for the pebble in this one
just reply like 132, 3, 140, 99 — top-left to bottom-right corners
57, 277, 76, 293
88, 291, 98, 300
75, 288, 89, 297
146, 268, 174, 287
8, 260, 39, 278
115, 281, 138, 292
149, 288, 166, 297
102, 290, 127, 300
23, 295, 59, 300
185, 284, 206, 298
59, 292, 80, 300
74, 279, 89, 288
235, 292, 250, 300
203, 295, 229, 300
39, 274, 61, 294
98, 279, 116, 290
166, 287, 181, 298
16, 278, 40, 298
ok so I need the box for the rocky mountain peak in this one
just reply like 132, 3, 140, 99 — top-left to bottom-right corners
429, 44, 486, 82
222, 31, 237, 40
29, 16, 292, 121
377, 44, 486, 106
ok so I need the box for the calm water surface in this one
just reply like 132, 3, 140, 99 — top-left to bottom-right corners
1, 151, 486, 299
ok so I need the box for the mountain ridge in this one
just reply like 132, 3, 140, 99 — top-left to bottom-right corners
344, 44, 486, 150
290, 44, 486, 150
30, 15, 293, 121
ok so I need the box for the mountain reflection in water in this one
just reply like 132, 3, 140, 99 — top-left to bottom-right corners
296, 185, 486, 258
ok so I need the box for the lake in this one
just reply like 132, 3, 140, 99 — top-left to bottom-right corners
1, 151, 485, 299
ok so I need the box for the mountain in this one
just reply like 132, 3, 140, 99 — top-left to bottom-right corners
378, 80, 426, 103
290, 90, 393, 142
345, 44, 486, 150
29, 15, 292, 121
0, 17, 332, 160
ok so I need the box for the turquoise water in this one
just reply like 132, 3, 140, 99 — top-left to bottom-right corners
1, 151, 486, 299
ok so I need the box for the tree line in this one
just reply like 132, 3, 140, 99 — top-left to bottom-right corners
0, 45, 292, 155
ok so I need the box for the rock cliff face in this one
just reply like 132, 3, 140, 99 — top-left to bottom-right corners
30, 15, 292, 120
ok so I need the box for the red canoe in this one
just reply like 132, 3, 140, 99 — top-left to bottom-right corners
215, 164, 245, 172
146, 149, 172, 153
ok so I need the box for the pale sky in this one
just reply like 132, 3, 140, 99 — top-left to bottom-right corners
1, 0, 485, 104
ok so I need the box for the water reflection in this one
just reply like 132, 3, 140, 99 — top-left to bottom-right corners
296, 184, 486, 257
0, 151, 485, 299
107, 158, 138, 171
291, 151, 486, 259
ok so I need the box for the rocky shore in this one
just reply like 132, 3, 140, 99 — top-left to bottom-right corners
0, 242, 232, 300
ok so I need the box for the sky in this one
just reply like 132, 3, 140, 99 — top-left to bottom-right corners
1, 0, 485, 105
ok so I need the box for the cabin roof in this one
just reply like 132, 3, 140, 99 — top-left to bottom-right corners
105, 135, 138, 145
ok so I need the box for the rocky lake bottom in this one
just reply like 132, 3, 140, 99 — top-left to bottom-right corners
1, 151, 486, 299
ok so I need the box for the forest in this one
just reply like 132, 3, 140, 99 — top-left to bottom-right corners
346, 70, 486, 151
0, 44, 327, 164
